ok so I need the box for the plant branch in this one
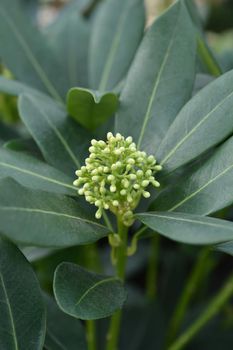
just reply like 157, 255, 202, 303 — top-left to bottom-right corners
146, 234, 160, 300
105, 218, 128, 350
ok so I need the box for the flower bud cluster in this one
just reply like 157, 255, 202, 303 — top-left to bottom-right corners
73, 133, 162, 226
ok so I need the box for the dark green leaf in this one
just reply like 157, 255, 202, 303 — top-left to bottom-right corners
137, 212, 233, 245
0, 0, 68, 102
45, 10, 90, 88
89, 0, 145, 91
0, 147, 76, 195
67, 88, 118, 131
115, 0, 196, 153
54, 263, 127, 320
0, 238, 45, 349
18, 93, 90, 175
152, 136, 233, 215
157, 69, 233, 173
0, 178, 108, 247
44, 294, 87, 350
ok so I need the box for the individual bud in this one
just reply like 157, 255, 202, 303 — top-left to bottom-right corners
127, 158, 135, 165
78, 188, 84, 195
126, 136, 133, 144
120, 189, 127, 196
107, 132, 113, 140
155, 165, 162, 171
129, 174, 137, 180
143, 191, 150, 198
112, 200, 119, 207
110, 185, 116, 192
95, 200, 102, 207
133, 183, 140, 190
141, 180, 149, 187
107, 175, 115, 181
95, 209, 102, 219
152, 180, 160, 188
91, 139, 97, 145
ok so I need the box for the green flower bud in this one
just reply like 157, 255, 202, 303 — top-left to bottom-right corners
73, 133, 161, 226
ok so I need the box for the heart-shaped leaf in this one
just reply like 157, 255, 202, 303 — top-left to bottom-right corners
89, 0, 145, 91
137, 212, 233, 245
0, 238, 45, 349
152, 136, 233, 215
54, 263, 127, 320
44, 294, 87, 350
67, 87, 118, 131
0, 147, 76, 195
115, 0, 196, 153
18, 93, 90, 175
157, 69, 233, 173
0, 178, 109, 247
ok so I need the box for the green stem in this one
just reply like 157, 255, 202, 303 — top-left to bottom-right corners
167, 247, 211, 344
106, 218, 128, 350
86, 320, 97, 350
168, 273, 233, 350
146, 235, 160, 300
84, 244, 101, 350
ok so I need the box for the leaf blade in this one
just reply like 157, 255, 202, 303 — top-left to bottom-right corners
0, 179, 108, 247
137, 212, 233, 245
0, 238, 45, 350
54, 263, 127, 320
115, 1, 196, 153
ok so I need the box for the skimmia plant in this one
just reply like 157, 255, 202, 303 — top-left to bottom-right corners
1, 0, 233, 349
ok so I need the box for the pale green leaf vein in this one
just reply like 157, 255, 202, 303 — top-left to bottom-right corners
0, 272, 19, 350
76, 277, 117, 306
0, 161, 76, 191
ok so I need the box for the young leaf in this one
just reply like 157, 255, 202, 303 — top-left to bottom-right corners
0, 238, 45, 349
45, 10, 90, 88
18, 93, 90, 175
67, 88, 118, 131
115, 0, 196, 153
44, 294, 87, 350
152, 136, 233, 215
157, 69, 233, 173
0, 178, 109, 247
89, 0, 145, 91
0, 0, 67, 101
0, 147, 76, 195
54, 263, 127, 320
136, 212, 233, 245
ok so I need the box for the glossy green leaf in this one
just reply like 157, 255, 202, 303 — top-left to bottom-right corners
0, 147, 76, 195
0, 238, 45, 349
54, 263, 127, 320
44, 294, 87, 350
0, 178, 108, 247
89, 0, 145, 91
137, 212, 233, 245
115, 1, 196, 153
0, 0, 67, 101
45, 10, 90, 88
67, 88, 118, 131
152, 136, 233, 215
18, 93, 90, 175
157, 69, 233, 173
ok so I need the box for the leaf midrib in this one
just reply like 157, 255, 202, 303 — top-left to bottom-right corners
0, 161, 76, 192
137, 5, 181, 149
0, 207, 106, 231
0, 272, 19, 350
24, 95, 80, 169
0, 6, 63, 103
161, 89, 233, 166
141, 213, 233, 232
98, 1, 130, 91
76, 277, 117, 306
168, 162, 233, 212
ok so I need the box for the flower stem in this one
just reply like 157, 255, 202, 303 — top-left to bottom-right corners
167, 247, 212, 344
86, 320, 97, 350
168, 273, 233, 350
106, 218, 128, 350
146, 235, 160, 300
